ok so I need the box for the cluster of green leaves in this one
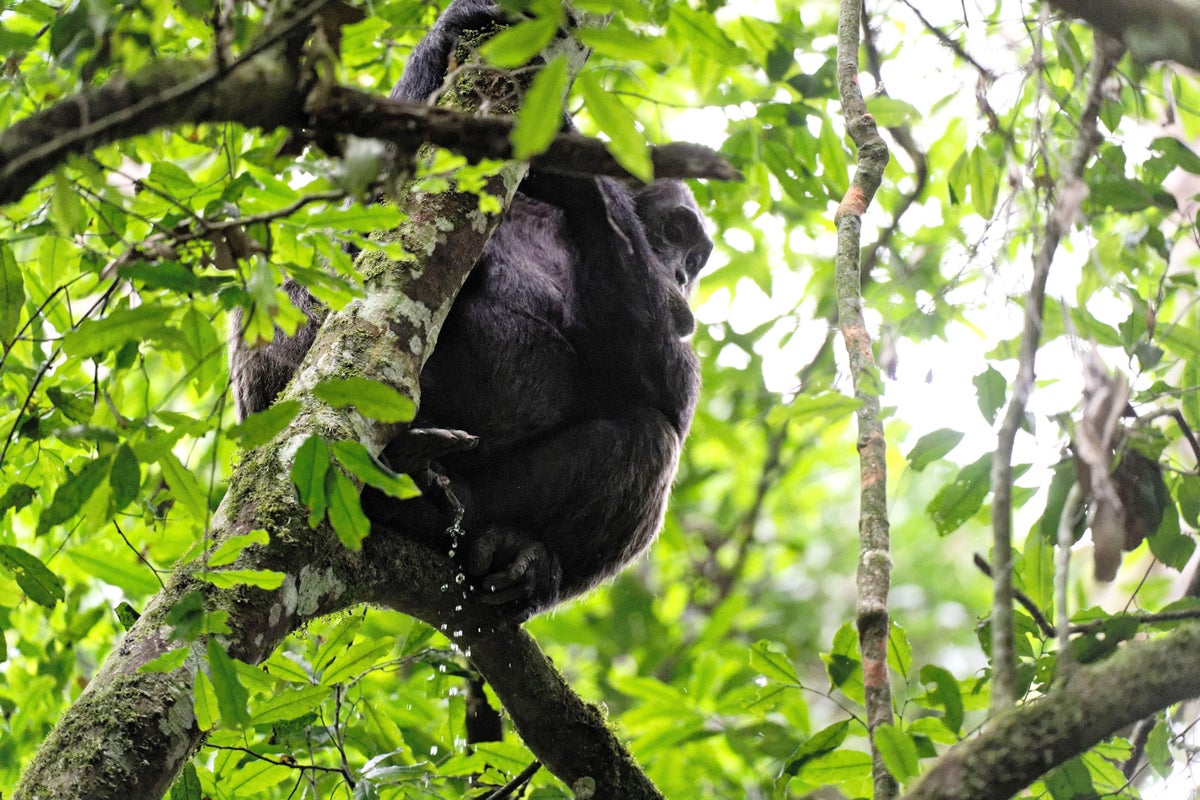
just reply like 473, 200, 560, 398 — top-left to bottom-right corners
8, 0, 1200, 797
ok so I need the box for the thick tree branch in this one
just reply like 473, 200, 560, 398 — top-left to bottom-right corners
1048, 0, 1200, 70
0, 34, 736, 207
314, 85, 740, 182
904, 623, 1200, 800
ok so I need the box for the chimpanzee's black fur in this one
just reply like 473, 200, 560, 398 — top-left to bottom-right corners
229, 0, 712, 618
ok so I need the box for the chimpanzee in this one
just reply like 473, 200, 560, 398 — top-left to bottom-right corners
229, 0, 712, 618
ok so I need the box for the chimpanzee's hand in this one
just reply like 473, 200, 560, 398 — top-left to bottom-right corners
382, 427, 478, 475
465, 527, 562, 620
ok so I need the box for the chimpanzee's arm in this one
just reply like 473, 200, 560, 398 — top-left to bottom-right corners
389, 0, 507, 103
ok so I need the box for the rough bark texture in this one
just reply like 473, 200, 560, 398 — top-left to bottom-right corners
15, 17, 664, 800
904, 623, 1200, 800
834, 1, 894, 798
0, 24, 734, 207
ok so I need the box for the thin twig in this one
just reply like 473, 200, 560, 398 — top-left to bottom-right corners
973, 554, 1056, 637
481, 762, 541, 800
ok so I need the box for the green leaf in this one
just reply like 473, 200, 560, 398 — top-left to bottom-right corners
167, 592, 208, 642
0, 244, 25, 346
512, 56, 569, 160
1177, 473, 1200, 528
199, 568, 286, 590
865, 96, 920, 127
140, 646, 189, 674
887, 621, 912, 678
782, 721, 850, 774
193, 668, 218, 731
207, 529, 270, 568
1146, 717, 1173, 778
313, 378, 416, 423
109, 444, 141, 513
114, 601, 140, 630
786, 391, 861, 424
61, 305, 173, 358
1043, 756, 1095, 799
822, 623, 863, 703
0, 483, 35, 517
331, 440, 420, 500
749, 640, 799, 685
1147, 501, 1192, 570
46, 386, 92, 423
159, 452, 209, 522
206, 638, 251, 729
577, 26, 662, 62
326, 468, 370, 550
927, 453, 993, 535
52, 169, 86, 235
917, 665, 964, 733
145, 161, 197, 195
227, 400, 301, 449
301, 203, 402, 231
972, 365, 1006, 424
968, 146, 998, 219
480, 14, 558, 68
321, 638, 393, 685
905, 429, 963, 471
37, 455, 111, 534
69, 543, 161, 596
577, 73, 653, 183
874, 723, 920, 782
1148, 136, 1200, 173
250, 685, 332, 726
0, 545, 65, 607
169, 763, 203, 800
312, 615, 364, 674
669, 5, 742, 65
291, 436, 330, 527
796, 750, 872, 794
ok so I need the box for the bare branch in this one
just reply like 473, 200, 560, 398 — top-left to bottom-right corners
835, 0, 894, 798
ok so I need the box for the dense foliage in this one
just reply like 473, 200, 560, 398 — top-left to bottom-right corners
4, 0, 1200, 797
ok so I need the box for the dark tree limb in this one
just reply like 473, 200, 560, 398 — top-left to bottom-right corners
313, 85, 740, 182
903, 623, 1200, 800
0, 23, 736, 208
1048, 0, 1200, 70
